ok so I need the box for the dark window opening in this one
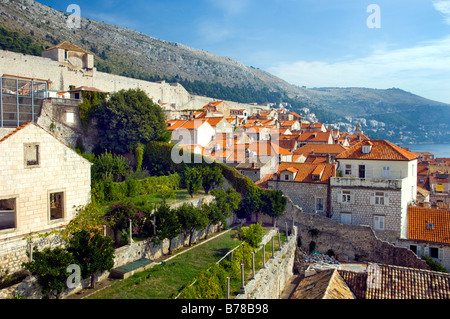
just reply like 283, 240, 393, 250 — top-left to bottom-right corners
50, 192, 64, 220
0, 198, 16, 230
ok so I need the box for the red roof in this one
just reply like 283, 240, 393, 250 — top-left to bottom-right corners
408, 206, 450, 244
336, 140, 418, 161
277, 162, 336, 184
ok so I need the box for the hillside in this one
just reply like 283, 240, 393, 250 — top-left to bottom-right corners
1, 0, 449, 144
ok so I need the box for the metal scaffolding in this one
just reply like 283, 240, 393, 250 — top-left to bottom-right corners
0, 76, 47, 128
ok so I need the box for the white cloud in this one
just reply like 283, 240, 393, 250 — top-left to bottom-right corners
268, 37, 450, 103
433, 0, 450, 24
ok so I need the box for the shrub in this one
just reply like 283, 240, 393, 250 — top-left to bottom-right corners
22, 247, 76, 298
237, 223, 264, 250
92, 151, 131, 182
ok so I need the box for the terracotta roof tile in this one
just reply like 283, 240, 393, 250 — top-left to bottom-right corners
337, 139, 418, 161
339, 263, 450, 299
408, 206, 450, 244
277, 162, 336, 183
44, 41, 93, 55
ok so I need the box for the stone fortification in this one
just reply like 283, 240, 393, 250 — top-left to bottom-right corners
0, 50, 268, 113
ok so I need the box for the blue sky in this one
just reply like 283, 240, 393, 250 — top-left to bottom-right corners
36, 0, 450, 103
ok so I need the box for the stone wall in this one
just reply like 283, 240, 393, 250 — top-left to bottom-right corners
330, 186, 403, 242
0, 123, 91, 274
0, 195, 243, 299
268, 180, 329, 217
279, 197, 429, 270
236, 226, 297, 299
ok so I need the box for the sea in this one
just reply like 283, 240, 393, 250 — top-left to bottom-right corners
401, 143, 450, 158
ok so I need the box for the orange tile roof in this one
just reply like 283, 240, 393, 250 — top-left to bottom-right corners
297, 132, 332, 142
294, 144, 348, 155
179, 119, 208, 130
408, 206, 450, 244
277, 162, 336, 183
205, 117, 225, 126
166, 120, 187, 131
337, 140, 418, 161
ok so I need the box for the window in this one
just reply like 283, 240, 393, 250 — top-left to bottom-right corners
358, 165, 366, 178
342, 190, 351, 203
362, 145, 372, 154
316, 198, 324, 212
24, 143, 39, 167
49, 192, 64, 221
284, 174, 289, 181
345, 164, 352, 175
66, 112, 74, 123
373, 215, 385, 230
0, 198, 16, 230
382, 166, 390, 178
375, 192, 385, 205
341, 213, 352, 225
429, 247, 439, 259
409, 245, 417, 255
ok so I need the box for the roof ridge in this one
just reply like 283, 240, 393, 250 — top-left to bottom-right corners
0, 121, 32, 143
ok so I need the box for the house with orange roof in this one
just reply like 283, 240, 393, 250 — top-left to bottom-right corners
205, 117, 233, 134
429, 172, 449, 204
279, 120, 301, 131
293, 144, 348, 163
246, 126, 271, 141
330, 139, 418, 242
301, 123, 327, 133
297, 131, 334, 147
268, 162, 336, 216
170, 119, 215, 147
202, 101, 231, 117
399, 206, 450, 271
0, 122, 91, 273
248, 140, 293, 162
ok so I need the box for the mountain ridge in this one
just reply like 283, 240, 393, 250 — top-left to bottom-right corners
1, 0, 449, 143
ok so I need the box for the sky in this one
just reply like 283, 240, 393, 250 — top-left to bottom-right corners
36, 0, 450, 104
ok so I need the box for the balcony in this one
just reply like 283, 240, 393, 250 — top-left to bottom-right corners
330, 177, 403, 189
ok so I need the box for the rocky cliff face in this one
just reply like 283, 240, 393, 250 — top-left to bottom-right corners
0, 0, 294, 92
1, 0, 450, 143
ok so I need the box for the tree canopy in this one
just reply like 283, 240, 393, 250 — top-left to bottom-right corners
95, 88, 168, 154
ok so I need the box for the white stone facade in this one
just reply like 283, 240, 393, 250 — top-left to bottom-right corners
0, 123, 91, 273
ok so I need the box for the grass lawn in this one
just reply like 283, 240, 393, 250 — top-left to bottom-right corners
86, 229, 241, 299
85, 227, 287, 299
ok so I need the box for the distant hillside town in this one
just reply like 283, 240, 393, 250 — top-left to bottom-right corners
1, 42, 450, 299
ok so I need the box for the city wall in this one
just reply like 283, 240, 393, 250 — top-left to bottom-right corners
279, 197, 430, 270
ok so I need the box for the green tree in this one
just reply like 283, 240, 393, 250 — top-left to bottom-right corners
184, 166, 202, 198
260, 189, 286, 221
66, 229, 115, 289
200, 164, 224, 194
22, 247, 76, 298
176, 203, 209, 247
95, 88, 168, 153
154, 203, 181, 255
237, 223, 264, 250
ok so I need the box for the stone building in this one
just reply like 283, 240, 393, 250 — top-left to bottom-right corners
0, 122, 91, 273
330, 139, 418, 242
268, 162, 336, 217
42, 41, 94, 70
